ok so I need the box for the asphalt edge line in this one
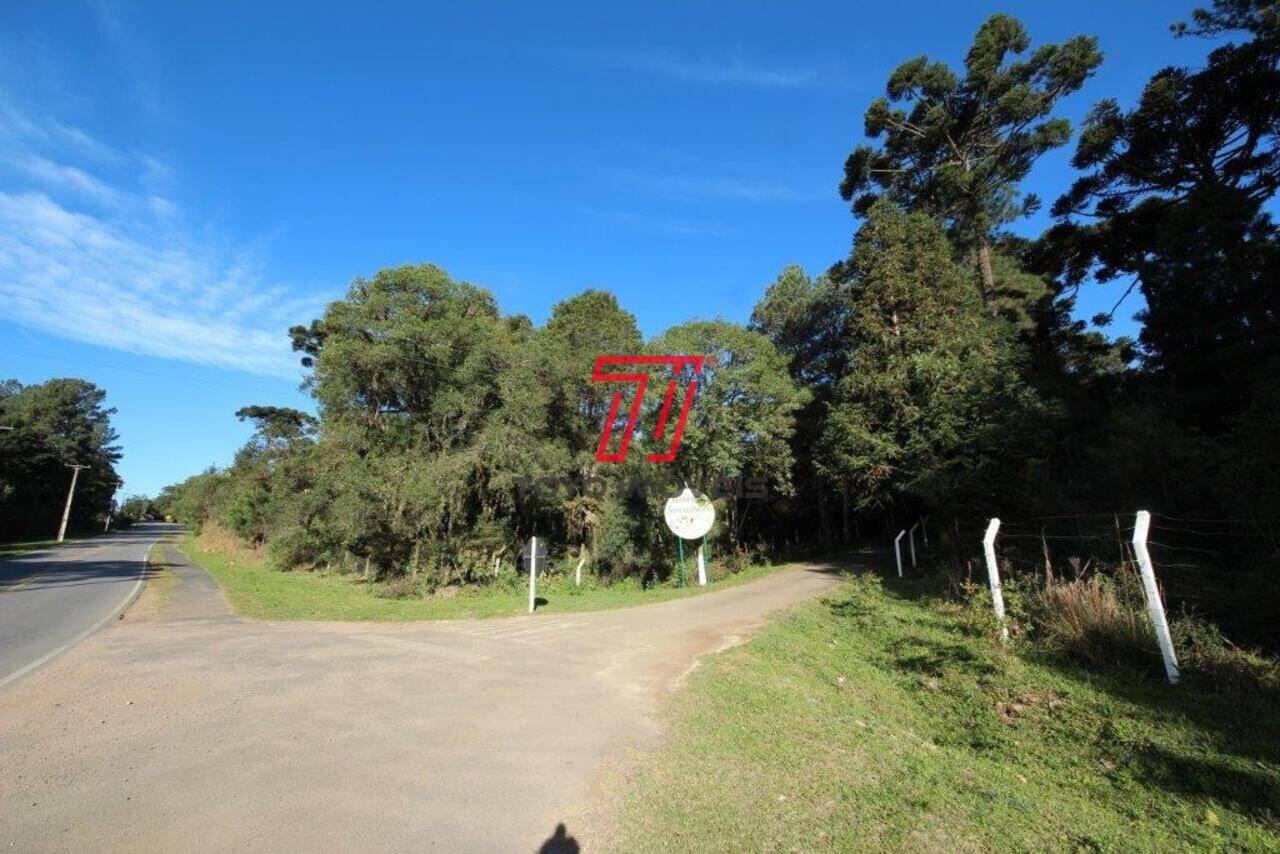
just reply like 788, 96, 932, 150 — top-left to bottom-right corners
0, 535, 155, 694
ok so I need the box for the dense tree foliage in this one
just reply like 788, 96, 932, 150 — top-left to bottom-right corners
815, 202, 1052, 518
1049, 1, 1280, 436
118, 495, 159, 524
0, 378, 122, 541
163, 265, 802, 584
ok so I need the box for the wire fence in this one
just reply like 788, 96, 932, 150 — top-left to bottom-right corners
894, 510, 1280, 680
1005, 513, 1276, 655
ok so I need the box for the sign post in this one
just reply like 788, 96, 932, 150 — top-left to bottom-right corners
663, 488, 715, 587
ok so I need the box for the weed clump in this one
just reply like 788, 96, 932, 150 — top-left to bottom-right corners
1173, 616, 1280, 697
1026, 576, 1158, 673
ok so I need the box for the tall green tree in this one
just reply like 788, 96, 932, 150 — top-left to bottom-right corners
749, 265, 849, 392
648, 320, 807, 501
650, 320, 808, 547
0, 378, 122, 541
817, 202, 1050, 517
539, 290, 644, 562
750, 265, 852, 541
1048, 0, 1280, 430
284, 264, 526, 578
542, 289, 644, 465
840, 14, 1102, 303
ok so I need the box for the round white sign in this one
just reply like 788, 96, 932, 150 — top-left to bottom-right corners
663, 487, 715, 540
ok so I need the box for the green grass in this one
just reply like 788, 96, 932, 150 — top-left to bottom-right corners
179, 534, 802, 622
144, 544, 177, 610
613, 574, 1280, 852
0, 536, 82, 557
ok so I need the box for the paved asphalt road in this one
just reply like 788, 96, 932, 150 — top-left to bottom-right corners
0, 522, 166, 690
1, 535, 851, 852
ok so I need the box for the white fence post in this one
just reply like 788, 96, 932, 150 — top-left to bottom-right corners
1132, 510, 1180, 684
909, 523, 920, 567
982, 518, 1009, 641
528, 536, 538, 614
893, 530, 906, 578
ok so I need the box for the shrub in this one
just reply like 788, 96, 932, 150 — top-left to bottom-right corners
377, 574, 423, 600
266, 526, 331, 571
1172, 616, 1280, 696
1027, 575, 1159, 673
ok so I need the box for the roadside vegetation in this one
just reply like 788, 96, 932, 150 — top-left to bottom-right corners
150, 3, 1280, 659
180, 527, 807, 621
141, 543, 177, 612
0, 378, 122, 543
0, 536, 84, 557
612, 574, 1280, 851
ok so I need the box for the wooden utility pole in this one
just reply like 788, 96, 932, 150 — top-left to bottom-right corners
57, 463, 89, 543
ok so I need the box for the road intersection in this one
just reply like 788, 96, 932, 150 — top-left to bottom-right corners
1, 527, 846, 850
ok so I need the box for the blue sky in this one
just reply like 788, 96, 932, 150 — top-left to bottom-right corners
0, 1, 1221, 500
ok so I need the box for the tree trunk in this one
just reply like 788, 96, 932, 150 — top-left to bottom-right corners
977, 239, 995, 306
819, 490, 832, 543
841, 493, 850, 544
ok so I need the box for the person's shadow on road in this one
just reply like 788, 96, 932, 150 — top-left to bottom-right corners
538, 822, 580, 853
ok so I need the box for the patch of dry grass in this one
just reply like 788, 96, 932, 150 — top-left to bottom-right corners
1028, 575, 1159, 671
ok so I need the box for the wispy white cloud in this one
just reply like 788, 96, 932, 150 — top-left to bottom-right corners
18, 154, 127, 208
0, 89, 123, 165
612, 170, 827, 203
0, 97, 317, 379
602, 51, 820, 88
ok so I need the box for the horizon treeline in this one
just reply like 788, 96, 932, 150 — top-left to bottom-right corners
157, 4, 1278, 630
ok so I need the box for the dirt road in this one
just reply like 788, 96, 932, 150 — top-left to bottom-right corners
0, 540, 845, 852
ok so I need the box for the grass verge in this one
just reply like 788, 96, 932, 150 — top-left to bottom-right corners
0, 536, 82, 557
179, 533, 810, 621
144, 544, 177, 611
610, 574, 1280, 851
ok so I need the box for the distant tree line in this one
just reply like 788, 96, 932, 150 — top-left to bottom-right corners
0, 378, 123, 541
158, 3, 1279, 631
117, 495, 161, 525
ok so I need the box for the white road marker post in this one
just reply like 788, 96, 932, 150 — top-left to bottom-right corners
982, 518, 1009, 641
696, 540, 707, 587
528, 536, 538, 615
1132, 510, 1180, 684
893, 530, 906, 578
575, 554, 585, 587
909, 523, 920, 568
